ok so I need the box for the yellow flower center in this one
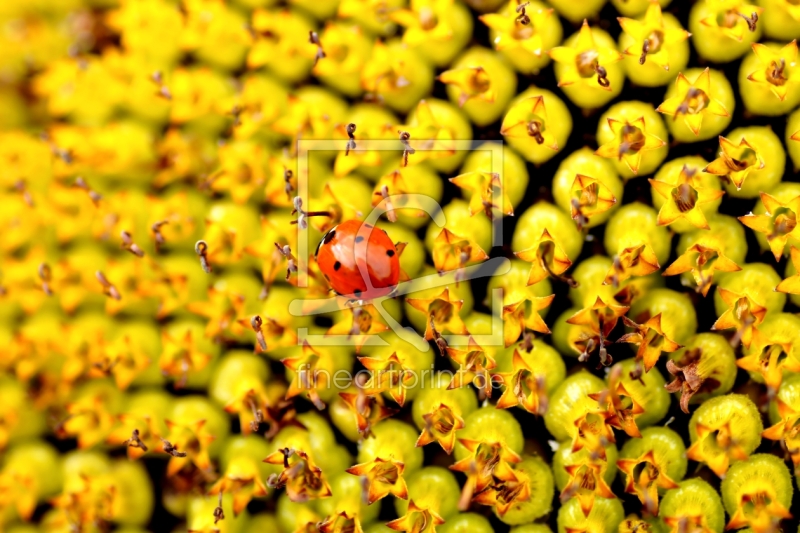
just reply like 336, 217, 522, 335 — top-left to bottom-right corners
770, 207, 797, 237
419, 7, 439, 30
576, 50, 599, 78
671, 183, 699, 213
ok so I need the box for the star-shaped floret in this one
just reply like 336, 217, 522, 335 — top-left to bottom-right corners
739, 192, 800, 260
559, 459, 615, 517
281, 341, 328, 410
471, 466, 532, 516
500, 95, 560, 150
604, 243, 661, 286
618, 1, 691, 70
480, 1, 554, 57
208, 456, 269, 515
407, 287, 469, 339
446, 337, 497, 398
686, 420, 750, 477
762, 398, 800, 465
449, 171, 514, 218
699, 1, 762, 42
549, 20, 623, 90
438, 67, 496, 108
346, 457, 408, 504
711, 288, 767, 348
514, 228, 575, 286
569, 174, 617, 229
391, 0, 456, 47
618, 314, 682, 372
588, 366, 645, 438
339, 391, 398, 438
106, 414, 162, 460
501, 293, 555, 347
264, 448, 332, 503
318, 511, 364, 533
703, 135, 765, 190
747, 40, 800, 101
737, 328, 800, 394
386, 500, 445, 533
359, 352, 417, 407
663, 244, 741, 296
161, 418, 216, 477
494, 349, 550, 415
595, 117, 666, 175
327, 306, 390, 354
617, 450, 679, 516
431, 227, 489, 276
450, 439, 522, 496
416, 403, 465, 454
649, 165, 725, 230
657, 69, 730, 135
725, 475, 792, 533
159, 329, 213, 389
399, 100, 457, 163
567, 297, 630, 366
665, 348, 720, 414
777, 246, 800, 295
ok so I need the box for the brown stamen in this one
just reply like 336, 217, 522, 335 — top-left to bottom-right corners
284, 167, 294, 201
213, 492, 225, 524
739, 11, 758, 32
96, 271, 121, 300
308, 31, 326, 67
399, 131, 415, 167
526, 121, 544, 144
595, 65, 610, 87
120, 231, 145, 257
345, 123, 357, 155
151, 220, 168, 252
39, 262, 53, 296
639, 40, 650, 65
251, 315, 268, 352
123, 429, 148, 452
275, 243, 298, 280
195, 240, 212, 274
161, 438, 188, 458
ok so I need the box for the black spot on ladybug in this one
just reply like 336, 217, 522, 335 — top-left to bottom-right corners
386, 250, 395, 257
334, 261, 341, 271
355, 236, 365, 243
323, 230, 336, 244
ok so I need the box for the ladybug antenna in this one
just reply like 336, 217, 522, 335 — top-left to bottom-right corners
345, 123, 357, 156
290, 196, 333, 229
398, 131, 415, 167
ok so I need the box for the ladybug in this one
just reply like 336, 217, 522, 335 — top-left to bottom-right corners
315, 220, 400, 299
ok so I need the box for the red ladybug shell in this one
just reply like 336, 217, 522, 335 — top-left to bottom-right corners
315, 220, 400, 299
